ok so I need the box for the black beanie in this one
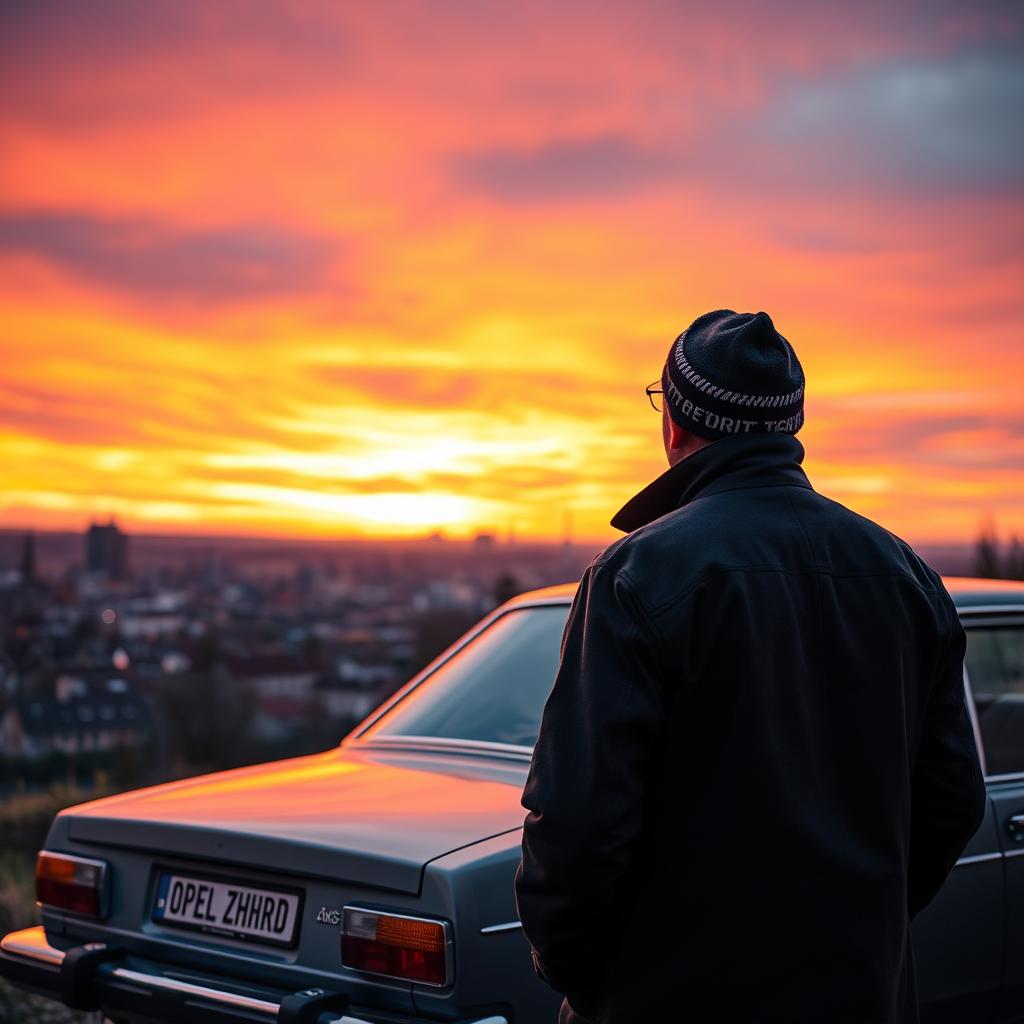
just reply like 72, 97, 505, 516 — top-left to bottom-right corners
663, 309, 805, 440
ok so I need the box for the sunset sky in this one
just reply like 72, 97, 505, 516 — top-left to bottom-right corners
1, 1, 1021, 544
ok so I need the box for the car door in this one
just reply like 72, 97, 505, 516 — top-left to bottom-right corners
912, 689, 1003, 1024
962, 612, 1024, 1023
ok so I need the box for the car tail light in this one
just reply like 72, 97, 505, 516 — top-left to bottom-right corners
36, 851, 109, 917
341, 907, 451, 986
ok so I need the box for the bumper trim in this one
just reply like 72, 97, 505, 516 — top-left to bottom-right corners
0, 928, 321, 1019
112, 964, 280, 1015
2, 927, 508, 1024
1, 927, 64, 966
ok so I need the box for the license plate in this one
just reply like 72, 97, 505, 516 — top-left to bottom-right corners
153, 871, 302, 948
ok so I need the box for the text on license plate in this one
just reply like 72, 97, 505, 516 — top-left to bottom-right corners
153, 872, 301, 947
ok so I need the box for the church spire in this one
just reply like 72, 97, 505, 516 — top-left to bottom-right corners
19, 530, 36, 584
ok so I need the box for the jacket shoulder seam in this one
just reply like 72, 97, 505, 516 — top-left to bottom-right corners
589, 562, 669, 679
645, 565, 943, 619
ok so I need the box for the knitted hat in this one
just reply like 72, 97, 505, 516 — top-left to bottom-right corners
663, 309, 805, 440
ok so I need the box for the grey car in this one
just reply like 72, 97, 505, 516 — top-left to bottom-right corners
2, 576, 1024, 1024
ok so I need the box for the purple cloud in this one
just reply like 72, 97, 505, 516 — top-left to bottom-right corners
451, 39, 1023, 205
0, 211, 339, 304
453, 135, 675, 202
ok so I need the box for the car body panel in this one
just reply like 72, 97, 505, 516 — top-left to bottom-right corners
36, 811, 422, 1016
417, 831, 562, 1023
987, 775, 1024, 1024
912, 797, 1003, 1022
940, 577, 1024, 610
60, 746, 528, 895
963, 601, 1024, 1024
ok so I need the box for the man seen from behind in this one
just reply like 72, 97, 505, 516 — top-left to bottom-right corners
514, 309, 987, 1023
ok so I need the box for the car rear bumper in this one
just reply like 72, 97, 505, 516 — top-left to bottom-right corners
1, 926, 507, 1024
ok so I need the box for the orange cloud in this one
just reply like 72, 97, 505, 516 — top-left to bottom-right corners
0, 2, 1021, 544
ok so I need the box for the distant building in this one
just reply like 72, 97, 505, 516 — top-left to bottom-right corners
225, 653, 320, 701
413, 579, 485, 612
0, 674, 152, 759
315, 664, 389, 724
19, 531, 36, 584
85, 520, 129, 580
1, 530, 48, 619
224, 652, 321, 742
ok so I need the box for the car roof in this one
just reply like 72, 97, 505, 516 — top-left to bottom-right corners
507, 582, 579, 605
942, 576, 1024, 609
508, 576, 1024, 610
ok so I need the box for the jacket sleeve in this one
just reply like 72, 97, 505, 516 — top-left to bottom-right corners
908, 593, 987, 918
514, 561, 667, 1001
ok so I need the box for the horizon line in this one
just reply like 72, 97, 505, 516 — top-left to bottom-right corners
0, 521, 987, 551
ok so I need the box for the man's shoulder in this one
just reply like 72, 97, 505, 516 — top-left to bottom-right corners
595, 484, 945, 603
592, 498, 734, 599
795, 488, 946, 594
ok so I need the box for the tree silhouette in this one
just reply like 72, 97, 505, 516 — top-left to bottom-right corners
1006, 534, 1024, 581
494, 572, 521, 606
973, 521, 1002, 579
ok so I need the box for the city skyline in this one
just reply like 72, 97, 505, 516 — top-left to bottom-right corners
0, 522, 997, 587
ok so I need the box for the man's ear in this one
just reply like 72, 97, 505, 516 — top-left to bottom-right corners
663, 408, 709, 465
665, 413, 689, 452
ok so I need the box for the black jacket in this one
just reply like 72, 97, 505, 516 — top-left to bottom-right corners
515, 433, 986, 1024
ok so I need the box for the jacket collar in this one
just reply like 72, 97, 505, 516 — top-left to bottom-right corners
611, 432, 813, 533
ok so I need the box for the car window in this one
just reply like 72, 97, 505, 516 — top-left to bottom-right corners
965, 626, 1024, 776
365, 605, 569, 748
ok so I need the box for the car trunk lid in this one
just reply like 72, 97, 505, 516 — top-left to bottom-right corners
63, 746, 527, 894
